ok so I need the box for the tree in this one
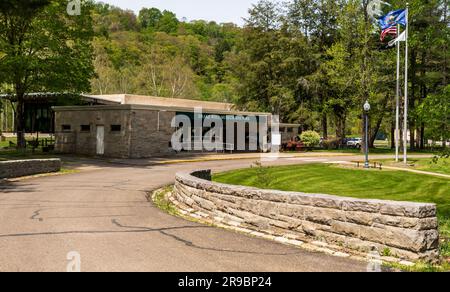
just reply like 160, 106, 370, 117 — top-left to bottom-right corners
417, 85, 450, 147
287, 0, 317, 38
287, 0, 342, 138
157, 10, 179, 34
138, 7, 162, 29
231, 0, 297, 118
245, 0, 280, 31
403, 0, 449, 149
0, 0, 95, 148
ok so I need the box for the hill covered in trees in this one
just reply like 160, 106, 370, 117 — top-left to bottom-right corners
90, 3, 241, 103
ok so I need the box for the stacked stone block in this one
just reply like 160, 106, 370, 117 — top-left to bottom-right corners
173, 170, 439, 262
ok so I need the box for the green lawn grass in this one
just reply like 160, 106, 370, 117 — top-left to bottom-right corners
311, 148, 438, 155
378, 157, 450, 175
213, 163, 450, 225
0, 150, 56, 161
0, 137, 15, 148
405, 158, 450, 175
0, 137, 57, 161
214, 163, 450, 260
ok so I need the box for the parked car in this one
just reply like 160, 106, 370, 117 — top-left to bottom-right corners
346, 138, 362, 148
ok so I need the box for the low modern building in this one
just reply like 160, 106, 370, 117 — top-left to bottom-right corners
54, 94, 300, 158
0, 92, 109, 133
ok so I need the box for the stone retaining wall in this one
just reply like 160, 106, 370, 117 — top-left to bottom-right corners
173, 170, 439, 262
0, 159, 62, 179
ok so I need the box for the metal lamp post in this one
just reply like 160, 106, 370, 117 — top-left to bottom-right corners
364, 100, 371, 169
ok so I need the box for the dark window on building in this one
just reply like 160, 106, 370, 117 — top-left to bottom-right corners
280, 127, 286, 133
287, 127, 294, 133
62, 125, 71, 132
111, 125, 121, 132
80, 125, 91, 132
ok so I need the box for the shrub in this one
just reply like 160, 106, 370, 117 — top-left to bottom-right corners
251, 161, 271, 188
321, 138, 341, 150
300, 131, 321, 148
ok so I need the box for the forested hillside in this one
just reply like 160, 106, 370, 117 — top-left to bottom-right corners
90, 0, 449, 147
90, 3, 241, 103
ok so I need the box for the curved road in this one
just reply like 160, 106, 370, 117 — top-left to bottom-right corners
0, 155, 389, 272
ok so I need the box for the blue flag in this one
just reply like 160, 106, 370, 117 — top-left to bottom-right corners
378, 9, 407, 30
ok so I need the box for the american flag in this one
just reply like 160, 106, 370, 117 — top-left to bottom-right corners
380, 26, 398, 42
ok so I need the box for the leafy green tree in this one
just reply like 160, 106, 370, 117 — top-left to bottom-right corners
92, 3, 138, 33
397, 0, 449, 149
0, 0, 95, 148
286, 0, 342, 137
287, 0, 317, 38
417, 85, 450, 146
157, 10, 179, 34
138, 7, 162, 29
244, 0, 280, 31
318, 0, 396, 147
231, 0, 297, 119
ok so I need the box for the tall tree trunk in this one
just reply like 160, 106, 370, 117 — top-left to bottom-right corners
370, 115, 383, 148
369, 94, 389, 148
335, 111, 345, 144
419, 51, 428, 151
420, 123, 425, 149
410, 125, 416, 151
16, 96, 26, 149
442, 1, 448, 85
322, 112, 328, 139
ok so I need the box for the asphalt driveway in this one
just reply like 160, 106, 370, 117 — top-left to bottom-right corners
0, 155, 384, 272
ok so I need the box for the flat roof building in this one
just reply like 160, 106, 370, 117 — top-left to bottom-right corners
54, 94, 300, 158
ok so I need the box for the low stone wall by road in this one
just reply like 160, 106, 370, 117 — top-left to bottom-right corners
0, 159, 62, 179
173, 170, 439, 262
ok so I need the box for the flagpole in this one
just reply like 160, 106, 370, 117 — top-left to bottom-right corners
403, 4, 409, 164
395, 24, 401, 162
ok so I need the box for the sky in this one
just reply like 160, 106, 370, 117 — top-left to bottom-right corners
99, 0, 260, 26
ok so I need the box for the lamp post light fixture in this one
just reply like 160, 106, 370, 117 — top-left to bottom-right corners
364, 100, 371, 169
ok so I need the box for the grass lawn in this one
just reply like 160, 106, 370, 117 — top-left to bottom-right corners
0, 137, 15, 148
213, 164, 450, 217
0, 137, 56, 161
308, 147, 439, 155
0, 150, 56, 161
213, 163, 450, 259
382, 158, 450, 176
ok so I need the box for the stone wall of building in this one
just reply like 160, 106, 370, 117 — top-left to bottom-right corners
54, 106, 177, 158
54, 107, 133, 158
173, 170, 439, 262
0, 159, 61, 179
129, 110, 175, 158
